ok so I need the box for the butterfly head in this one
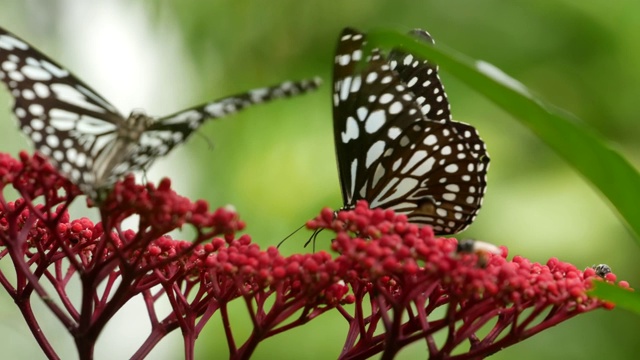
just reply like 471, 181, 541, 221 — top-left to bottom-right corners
123, 110, 154, 142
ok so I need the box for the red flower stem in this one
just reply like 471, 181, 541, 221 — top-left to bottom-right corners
163, 284, 197, 360
142, 289, 160, 325
412, 296, 439, 355
220, 302, 238, 356
516, 303, 547, 333
364, 292, 382, 340
262, 308, 312, 338
74, 268, 142, 356
102, 272, 122, 304
521, 306, 579, 338
479, 310, 514, 345
169, 283, 193, 330
194, 299, 220, 335
16, 298, 60, 359
6, 236, 76, 330
381, 303, 405, 360
0, 258, 13, 294
457, 314, 499, 349
44, 267, 79, 321
183, 330, 196, 360
437, 298, 461, 358
130, 321, 174, 360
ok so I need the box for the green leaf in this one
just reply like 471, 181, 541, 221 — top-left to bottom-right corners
367, 29, 640, 243
590, 282, 640, 314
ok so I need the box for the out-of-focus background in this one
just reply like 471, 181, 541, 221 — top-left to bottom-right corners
0, 0, 639, 359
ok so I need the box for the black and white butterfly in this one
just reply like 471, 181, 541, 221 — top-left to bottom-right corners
0, 26, 320, 199
332, 28, 489, 234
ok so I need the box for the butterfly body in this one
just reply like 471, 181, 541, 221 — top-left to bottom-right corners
332, 28, 488, 234
0, 27, 320, 199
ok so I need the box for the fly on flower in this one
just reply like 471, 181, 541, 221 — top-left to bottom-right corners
591, 264, 613, 278
455, 238, 501, 267
0, 26, 320, 200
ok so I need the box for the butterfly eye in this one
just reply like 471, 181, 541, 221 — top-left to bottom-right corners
0, 27, 320, 199
332, 28, 489, 234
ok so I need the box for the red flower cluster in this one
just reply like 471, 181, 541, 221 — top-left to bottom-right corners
0, 152, 628, 360
308, 203, 627, 359
0, 152, 352, 359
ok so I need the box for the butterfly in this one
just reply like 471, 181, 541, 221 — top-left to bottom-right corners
0, 26, 320, 199
331, 28, 489, 234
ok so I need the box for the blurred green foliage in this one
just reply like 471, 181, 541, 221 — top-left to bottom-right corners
1, 0, 639, 359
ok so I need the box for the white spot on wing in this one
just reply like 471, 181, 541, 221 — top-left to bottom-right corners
402, 150, 428, 174
341, 116, 359, 143
205, 103, 224, 117
50, 84, 106, 113
33, 82, 51, 98
371, 163, 385, 189
370, 177, 418, 208
21, 65, 53, 81
0, 35, 28, 50
340, 76, 352, 101
365, 109, 385, 134
348, 158, 358, 202
387, 127, 401, 139
356, 106, 368, 121
366, 140, 385, 168
350, 75, 361, 93
424, 134, 437, 146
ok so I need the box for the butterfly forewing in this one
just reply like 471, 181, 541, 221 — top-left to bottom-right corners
120, 78, 323, 180
332, 27, 489, 234
333, 29, 424, 206
0, 28, 128, 190
388, 29, 451, 123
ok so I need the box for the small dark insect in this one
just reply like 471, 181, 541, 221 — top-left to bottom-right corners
591, 264, 612, 278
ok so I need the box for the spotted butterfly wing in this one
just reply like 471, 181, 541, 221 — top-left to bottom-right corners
332, 28, 488, 234
0, 27, 320, 199
102, 79, 321, 187
387, 29, 451, 123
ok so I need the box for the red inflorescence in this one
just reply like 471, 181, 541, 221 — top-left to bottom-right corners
307, 200, 628, 359
0, 153, 630, 360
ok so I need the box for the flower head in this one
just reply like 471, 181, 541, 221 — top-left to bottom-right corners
0, 152, 352, 359
307, 200, 628, 359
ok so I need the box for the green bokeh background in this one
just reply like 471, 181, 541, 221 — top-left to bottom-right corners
1, 0, 639, 359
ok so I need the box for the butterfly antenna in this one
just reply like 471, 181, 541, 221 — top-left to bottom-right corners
277, 222, 307, 248
194, 130, 215, 151
141, 169, 149, 184
303, 228, 324, 251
